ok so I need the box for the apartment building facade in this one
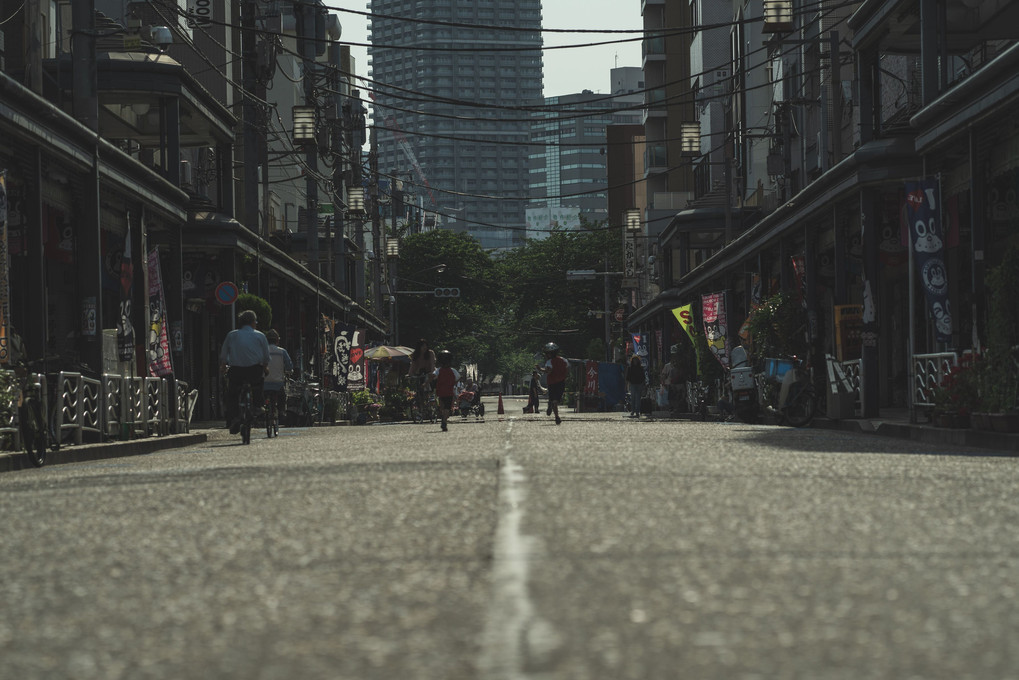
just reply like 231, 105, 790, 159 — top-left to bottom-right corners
368, 0, 543, 250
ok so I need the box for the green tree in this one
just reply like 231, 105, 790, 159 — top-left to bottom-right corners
496, 223, 621, 360
396, 230, 501, 370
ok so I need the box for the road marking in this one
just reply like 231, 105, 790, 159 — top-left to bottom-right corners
479, 422, 560, 678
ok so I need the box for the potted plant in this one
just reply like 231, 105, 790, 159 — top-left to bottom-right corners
350, 388, 373, 425
930, 361, 978, 428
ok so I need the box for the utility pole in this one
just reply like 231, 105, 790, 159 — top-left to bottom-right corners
241, 0, 259, 237
370, 126, 382, 313
297, 1, 319, 277
71, 0, 103, 376
604, 255, 611, 362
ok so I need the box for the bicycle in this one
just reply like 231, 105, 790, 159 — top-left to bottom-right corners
265, 390, 280, 438
13, 365, 49, 467
238, 382, 254, 444
411, 374, 436, 424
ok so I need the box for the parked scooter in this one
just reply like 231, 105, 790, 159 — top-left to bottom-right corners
729, 346, 816, 427
729, 346, 759, 423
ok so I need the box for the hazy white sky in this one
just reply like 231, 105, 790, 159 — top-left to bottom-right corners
341, 0, 644, 98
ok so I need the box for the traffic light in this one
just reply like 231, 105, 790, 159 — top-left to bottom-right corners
434, 287, 460, 298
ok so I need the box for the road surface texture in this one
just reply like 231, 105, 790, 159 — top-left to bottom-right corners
2, 409, 1017, 679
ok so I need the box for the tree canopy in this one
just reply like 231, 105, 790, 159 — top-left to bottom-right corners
392, 224, 624, 383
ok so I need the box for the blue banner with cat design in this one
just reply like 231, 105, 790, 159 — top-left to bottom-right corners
904, 179, 951, 343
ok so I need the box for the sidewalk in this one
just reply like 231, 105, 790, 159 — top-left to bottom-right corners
648, 405, 1019, 454
811, 408, 1019, 455
0, 429, 211, 473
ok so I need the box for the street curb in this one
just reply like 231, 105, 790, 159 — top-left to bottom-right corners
812, 417, 1019, 455
0, 433, 209, 474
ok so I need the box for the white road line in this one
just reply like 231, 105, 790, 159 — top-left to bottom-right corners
478, 422, 560, 679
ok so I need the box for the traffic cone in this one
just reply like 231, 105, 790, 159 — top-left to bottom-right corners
497, 393, 505, 417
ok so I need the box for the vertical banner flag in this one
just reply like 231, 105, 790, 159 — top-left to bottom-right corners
904, 178, 952, 343
147, 249, 173, 376
321, 315, 335, 389
671, 303, 701, 376
117, 219, 135, 362
332, 322, 355, 391
791, 255, 807, 307
701, 292, 731, 369
0, 171, 9, 365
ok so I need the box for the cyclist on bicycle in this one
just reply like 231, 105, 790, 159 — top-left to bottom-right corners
219, 310, 270, 434
263, 329, 293, 426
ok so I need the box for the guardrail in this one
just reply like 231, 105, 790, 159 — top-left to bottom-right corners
1, 372, 195, 452
912, 352, 959, 409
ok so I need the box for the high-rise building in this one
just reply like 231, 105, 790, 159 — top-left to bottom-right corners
368, 0, 543, 250
526, 68, 644, 239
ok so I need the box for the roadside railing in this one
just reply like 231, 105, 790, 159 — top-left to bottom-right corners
2, 371, 196, 452
912, 352, 959, 410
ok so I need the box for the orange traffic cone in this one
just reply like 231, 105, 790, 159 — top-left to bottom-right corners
497, 393, 505, 416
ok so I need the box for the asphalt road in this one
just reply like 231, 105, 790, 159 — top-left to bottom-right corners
2, 403, 1018, 679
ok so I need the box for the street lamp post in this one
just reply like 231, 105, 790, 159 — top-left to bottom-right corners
386, 237, 400, 344
295, 1, 318, 276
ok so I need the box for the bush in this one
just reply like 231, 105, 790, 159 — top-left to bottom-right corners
236, 293, 272, 329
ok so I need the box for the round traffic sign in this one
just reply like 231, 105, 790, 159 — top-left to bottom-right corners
215, 281, 239, 306
614, 307, 625, 322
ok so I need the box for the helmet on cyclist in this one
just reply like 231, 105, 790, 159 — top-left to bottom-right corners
437, 349, 453, 366
542, 342, 560, 357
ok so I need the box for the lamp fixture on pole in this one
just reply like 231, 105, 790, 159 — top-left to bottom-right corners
386, 237, 400, 258
625, 208, 641, 233
680, 122, 701, 155
347, 186, 365, 213
292, 106, 317, 145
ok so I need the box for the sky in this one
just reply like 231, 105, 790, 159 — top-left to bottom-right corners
340, 0, 644, 99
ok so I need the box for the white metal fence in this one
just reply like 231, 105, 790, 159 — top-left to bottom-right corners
1, 371, 195, 451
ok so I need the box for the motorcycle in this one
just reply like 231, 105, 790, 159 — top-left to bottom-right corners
729, 346, 816, 427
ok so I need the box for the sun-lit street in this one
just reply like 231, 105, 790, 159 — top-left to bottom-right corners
3, 410, 1018, 680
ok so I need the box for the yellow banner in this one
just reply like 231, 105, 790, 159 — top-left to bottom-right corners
671, 303, 700, 376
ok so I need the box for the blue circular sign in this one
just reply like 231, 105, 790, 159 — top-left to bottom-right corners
215, 281, 239, 306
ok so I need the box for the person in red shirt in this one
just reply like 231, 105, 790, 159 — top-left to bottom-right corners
433, 349, 460, 432
541, 342, 568, 425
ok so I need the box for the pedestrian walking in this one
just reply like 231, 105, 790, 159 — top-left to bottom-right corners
540, 342, 568, 425
626, 354, 646, 418
434, 349, 459, 432
524, 368, 546, 414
